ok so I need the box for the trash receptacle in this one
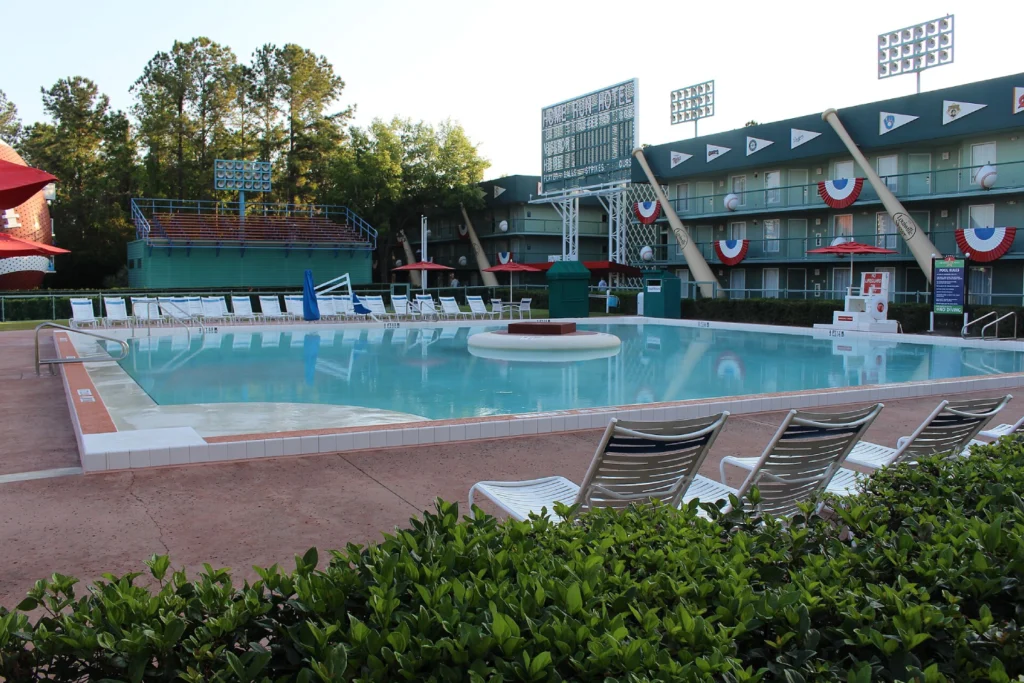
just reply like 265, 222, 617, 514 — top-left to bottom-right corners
546, 261, 591, 318
642, 270, 681, 319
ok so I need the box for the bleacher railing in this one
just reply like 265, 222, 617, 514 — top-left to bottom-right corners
130, 198, 378, 250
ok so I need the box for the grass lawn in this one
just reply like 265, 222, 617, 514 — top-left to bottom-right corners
0, 319, 70, 332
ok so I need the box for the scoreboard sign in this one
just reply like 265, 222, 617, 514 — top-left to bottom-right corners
541, 79, 638, 193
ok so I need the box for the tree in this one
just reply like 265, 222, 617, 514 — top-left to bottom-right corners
0, 90, 22, 145
744, 120, 759, 127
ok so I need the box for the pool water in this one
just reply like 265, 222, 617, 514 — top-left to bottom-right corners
116, 324, 1024, 420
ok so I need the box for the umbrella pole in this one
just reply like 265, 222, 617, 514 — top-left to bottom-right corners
850, 253, 855, 296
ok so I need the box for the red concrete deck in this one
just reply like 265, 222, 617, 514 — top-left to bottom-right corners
0, 329, 1020, 608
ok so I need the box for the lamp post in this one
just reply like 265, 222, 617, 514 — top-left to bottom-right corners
420, 215, 428, 291
43, 183, 56, 272
670, 79, 715, 138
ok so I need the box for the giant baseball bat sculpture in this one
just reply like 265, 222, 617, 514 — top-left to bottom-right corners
396, 230, 420, 287
632, 147, 723, 298
822, 108, 942, 283
460, 204, 499, 287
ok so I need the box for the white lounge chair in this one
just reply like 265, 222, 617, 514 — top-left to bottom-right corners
490, 298, 504, 319
259, 295, 295, 322
185, 296, 204, 321
694, 404, 884, 517
200, 296, 230, 324
316, 295, 345, 321
977, 413, 1024, 441
392, 295, 419, 320
518, 298, 533, 320
469, 413, 730, 521
364, 295, 392, 320
229, 296, 260, 323
283, 295, 306, 320
439, 296, 469, 320
102, 297, 133, 328
159, 297, 194, 324
466, 296, 494, 320
69, 298, 100, 328
415, 294, 440, 320
131, 297, 161, 326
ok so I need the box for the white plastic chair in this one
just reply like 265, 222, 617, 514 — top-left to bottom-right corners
392, 295, 419, 320
415, 294, 440, 320
200, 296, 229, 323
159, 297, 193, 324
977, 413, 1024, 441
131, 297, 161, 326
229, 296, 260, 323
259, 295, 294, 322
694, 404, 884, 517
186, 297, 204, 321
490, 298, 504, 319
316, 295, 343, 321
439, 296, 469, 320
466, 296, 493, 319
102, 297, 133, 328
518, 298, 533, 320
469, 413, 730, 521
69, 298, 99, 328
364, 295, 392, 320
283, 295, 306, 319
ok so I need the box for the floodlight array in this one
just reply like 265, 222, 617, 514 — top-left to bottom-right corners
878, 15, 953, 79
670, 80, 714, 125
214, 159, 273, 192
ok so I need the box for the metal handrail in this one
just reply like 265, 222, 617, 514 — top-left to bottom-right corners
35, 322, 129, 376
981, 312, 1018, 341
962, 311, 997, 337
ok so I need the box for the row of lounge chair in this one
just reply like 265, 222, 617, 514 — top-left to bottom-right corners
470, 395, 1018, 521
69, 294, 532, 328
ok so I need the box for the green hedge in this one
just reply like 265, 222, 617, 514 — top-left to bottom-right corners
680, 298, 1023, 335
3, 438, 1024, 681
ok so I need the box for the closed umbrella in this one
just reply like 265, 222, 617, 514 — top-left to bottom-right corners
301, 269, 320, 321
0, 159, 57, 211
483, 261, 542, 302
806, 240, 897, 294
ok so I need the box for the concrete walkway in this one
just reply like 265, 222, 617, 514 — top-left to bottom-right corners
0, 329, 1020, 608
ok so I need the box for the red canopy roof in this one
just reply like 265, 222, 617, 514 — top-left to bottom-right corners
392, 260, 454, 271
0, 233, 70, 257
806, 241, 897, 255
0, 159, 57, 211
530, 260, 643, 276
483, 261, 543, 273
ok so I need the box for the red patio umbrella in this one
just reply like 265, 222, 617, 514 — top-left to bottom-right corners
530, 260, 642, 277
393, 260, 453, 291
0, 159, 57, 211
806, 240, 897, 294
483, 261, 542, 302
0, 233, 70, 257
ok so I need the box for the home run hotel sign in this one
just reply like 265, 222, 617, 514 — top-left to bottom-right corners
541, 79, 638, 192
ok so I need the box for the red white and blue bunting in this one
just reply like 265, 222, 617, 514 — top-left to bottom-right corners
458, 224, 469, 240
714, 239, 749, 266
497, 251, 512, 264
716, 352, 745, 381
633, 201, 661, 224
817, 178, 865, 209
955, 227, 1017, 262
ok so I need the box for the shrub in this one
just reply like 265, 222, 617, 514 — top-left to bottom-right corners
2, 439, 1024, 681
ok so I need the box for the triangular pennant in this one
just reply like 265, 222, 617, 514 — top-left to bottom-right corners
943, 100, 987, 125
493, 185, 506, 198
1014, 87, 1024, 115
790, 128, 821, 149
879, 111, 918, 135
745, 136, 774, 156
669, 151, 692, 168
706, 144, 730, 162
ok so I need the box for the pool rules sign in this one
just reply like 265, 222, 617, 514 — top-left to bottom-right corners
932, 256, 967, 315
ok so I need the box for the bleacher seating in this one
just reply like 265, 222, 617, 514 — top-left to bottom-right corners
148, 213, 370, 247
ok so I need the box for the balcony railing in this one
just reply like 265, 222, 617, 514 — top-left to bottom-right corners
413, 218, 609, 242
668, 160, 1024, 217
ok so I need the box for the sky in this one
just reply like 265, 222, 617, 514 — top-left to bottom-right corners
2, 0, 1021, 179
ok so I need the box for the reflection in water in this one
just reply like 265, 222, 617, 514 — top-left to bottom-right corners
117, 325, 1024, 420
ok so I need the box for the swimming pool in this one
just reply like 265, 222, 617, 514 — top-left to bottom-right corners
116, 323, 1024, 421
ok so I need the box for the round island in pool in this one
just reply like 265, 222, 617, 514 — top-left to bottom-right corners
467, 330, 621, 362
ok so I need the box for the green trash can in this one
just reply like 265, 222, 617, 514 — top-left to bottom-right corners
546, 261, 590, 318
642, 270, 681, 319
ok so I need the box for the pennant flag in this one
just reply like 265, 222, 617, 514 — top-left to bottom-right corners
497, 251, 512, 264
633, 201, 661, 224
879, 112, 918, 135
714, 239, 749, 266
746, 136, 774, 156
493, 185, 506, 198
1014, 87, 1024, 115
706, 144, 730, 162
670, 151, 692, 168
791, 128, 821, 149
458, 224, 469, 240
943, 100, 987, 125
817, 178, 865, 209
955, 227, 1017, 262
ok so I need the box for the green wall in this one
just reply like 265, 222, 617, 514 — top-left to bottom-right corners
127, 241, 372, 289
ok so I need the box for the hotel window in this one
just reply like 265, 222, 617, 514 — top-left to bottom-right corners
764, 170, 781, 205
969, 266, 993, 305
728, 221, 746, 240
833, 214, 853, 238
763, 219, 780, 253
834, 160, 855, 180
875, 212, 897, 250
971, 142, 996, 183
969, 204, 995, 229
674, 183, 689, 212
731, 176, 746, 206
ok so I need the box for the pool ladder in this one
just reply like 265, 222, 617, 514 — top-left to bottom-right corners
35, 322, 130, 376
962, 311, 1018, 340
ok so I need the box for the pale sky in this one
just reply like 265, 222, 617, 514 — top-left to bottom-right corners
2, 0, 1021, 179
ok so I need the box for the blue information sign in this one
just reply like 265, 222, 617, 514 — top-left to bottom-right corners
932, 257, 966, 315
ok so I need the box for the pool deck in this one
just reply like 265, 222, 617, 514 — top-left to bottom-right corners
1, 328, 1022, 608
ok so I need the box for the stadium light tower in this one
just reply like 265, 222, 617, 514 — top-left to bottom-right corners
214, 159, 273, 216
877, 15, 954, 94
670, 79, 714, 137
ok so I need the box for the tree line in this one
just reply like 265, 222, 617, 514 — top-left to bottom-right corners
0, 38, 489, 288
